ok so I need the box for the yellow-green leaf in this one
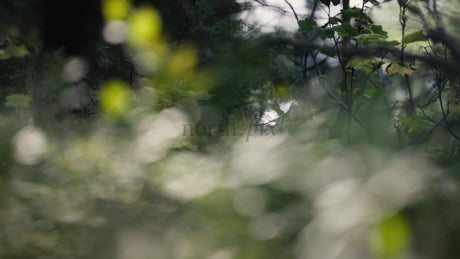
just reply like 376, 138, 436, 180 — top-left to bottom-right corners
5, 94, 30, 108
0, 45, 29, 60
386, 62, 417, 77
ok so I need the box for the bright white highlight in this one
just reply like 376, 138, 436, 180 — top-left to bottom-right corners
103, 20, 128, 44
13, 126, 48, 165
62, 57, 87, 83
237, 0, 364, 32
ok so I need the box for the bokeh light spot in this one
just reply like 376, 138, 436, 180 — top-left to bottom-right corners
62, 57, 87, 83
370, 214, 411, 258
13, 126, 48, 165
248, 213, 286, 240
99, 79, 133, 116
232, 187, 266, 217
127, 7, 162, 49
102, 0, 131, 21
103, 20, 128, 44
168, 44, 199, 75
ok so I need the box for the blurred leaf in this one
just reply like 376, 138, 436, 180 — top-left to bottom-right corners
329, 17, 342, 25
336, 22, 360, 37
318, 0, 331, 6
363, 89, 386, 100
319, 28, 335, 40
397, 114, 422, 133
354, 33, 386, 45
319, 74, 337, 83
272, 86, 291, 102
342, 8, 363, 18
168, 44, 199, 75
403, 30, 427, 44
377, 40, 400, 46
0, 45, 29, 60
371, 25, 388, 37
5, 94, 30, 108
342, 8, 373, 24
269, 103, 285, 115
386, 62, 417, 77
346, 56, 380, 71
371, 214, 411, 258
321, 44, 337, 57
298, 19, 317, 33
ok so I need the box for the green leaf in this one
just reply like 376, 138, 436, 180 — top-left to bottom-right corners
329, 17, 342, 25
378, 40, 400, 47
5, 94, 30, 108
403, 30, 427, 44
353, 33, 386, 45
346, 56, 380, 71
321, 44, 337, 57
331, 0, 340, 5
342, 8, 363, 18
336, 22, 359, 37
397, 114, 421, 133
318, 0, 331, 6
371, 25, 388, 37
364, 89, 386, 100
319, 28, 335, 40
341, 8, 373, 24
298, 19, 317, 33
0, 45, 29, 60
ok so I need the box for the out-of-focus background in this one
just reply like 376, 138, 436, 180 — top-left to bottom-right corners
1, 0, 460, 258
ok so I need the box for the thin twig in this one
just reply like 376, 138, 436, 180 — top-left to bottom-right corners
283, 0, 299, 22
438, 84, 460, 142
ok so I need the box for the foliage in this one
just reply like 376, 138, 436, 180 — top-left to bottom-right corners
1, 0, 460, 258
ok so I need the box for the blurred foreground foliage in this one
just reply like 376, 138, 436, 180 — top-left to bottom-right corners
1, 0, 460, 258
